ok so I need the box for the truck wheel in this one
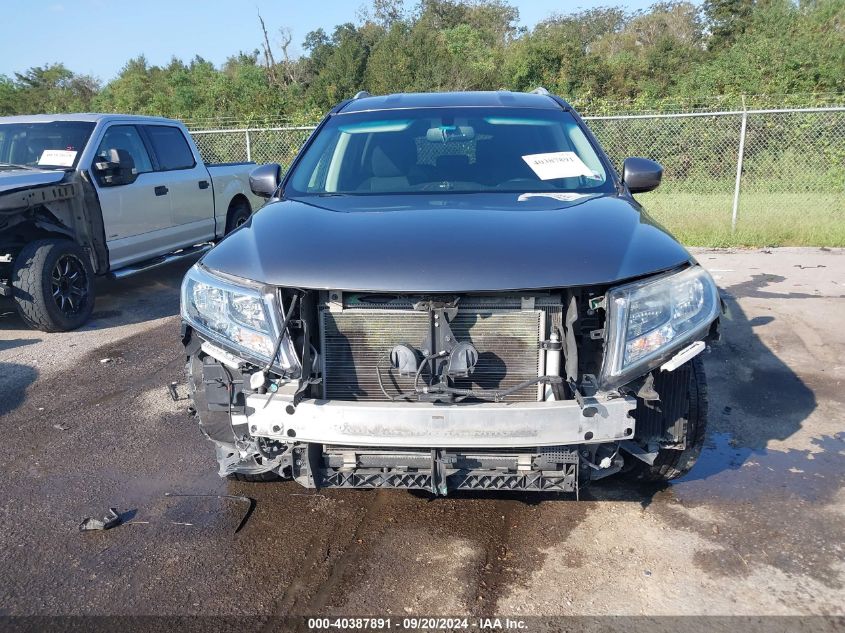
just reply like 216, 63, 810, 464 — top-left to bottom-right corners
628, 356, 708, 482
12, 239, 95, 332
225, 198, 251, 234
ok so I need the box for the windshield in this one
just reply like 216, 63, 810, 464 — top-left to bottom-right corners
286, 107, 613, 197
0, 121, 95, 169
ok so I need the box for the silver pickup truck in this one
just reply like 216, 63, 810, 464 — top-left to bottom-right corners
0, 114, 266, 331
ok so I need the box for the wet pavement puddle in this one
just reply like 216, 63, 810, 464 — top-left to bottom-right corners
672, 431, 845, 504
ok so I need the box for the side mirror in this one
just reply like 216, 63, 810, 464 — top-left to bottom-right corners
249, 163, 282, 199
93, 148, 138, 186
622, 157, 662, 194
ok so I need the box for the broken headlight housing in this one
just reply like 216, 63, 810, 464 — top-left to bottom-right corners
181, 264, 299, 372
600, 266, 719, 388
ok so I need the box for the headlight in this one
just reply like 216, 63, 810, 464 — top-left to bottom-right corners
180, 264, 299, 372
601, 266, 719, 388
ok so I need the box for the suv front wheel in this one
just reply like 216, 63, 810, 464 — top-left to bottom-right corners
627, 356, 708, 482
12, 238, 95, 332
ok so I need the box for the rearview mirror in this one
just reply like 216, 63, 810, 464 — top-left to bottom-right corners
249, 163, 282, 199
425, 125, 475, 143
93, 148, 138, 187
622, 157, 662, 194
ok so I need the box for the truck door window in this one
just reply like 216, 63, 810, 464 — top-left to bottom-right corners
96, 125, 153, 174
143, 125, 196, 171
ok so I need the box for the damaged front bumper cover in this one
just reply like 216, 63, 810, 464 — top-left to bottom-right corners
235, 392, 637, 448
188, 341, 637, 495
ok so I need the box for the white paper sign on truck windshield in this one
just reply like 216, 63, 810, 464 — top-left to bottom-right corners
38, 149, 77, 167
521, 151, 594, 180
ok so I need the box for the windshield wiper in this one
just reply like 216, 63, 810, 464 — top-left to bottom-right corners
0, 162, 36, 171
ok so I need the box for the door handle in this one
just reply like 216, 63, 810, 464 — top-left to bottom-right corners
198, 180, 210, 189
154, 186, 169, 196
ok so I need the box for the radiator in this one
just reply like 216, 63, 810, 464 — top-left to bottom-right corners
319, 295, 561, 402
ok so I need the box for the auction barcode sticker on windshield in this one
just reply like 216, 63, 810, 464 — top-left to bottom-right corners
522, 151, 593, 180
38, 149, 77, 167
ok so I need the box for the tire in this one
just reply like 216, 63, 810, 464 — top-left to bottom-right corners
224, 198, 251, 235
12, 239, 95, 332
227, 472, 281, 483
628, 356, 708, 482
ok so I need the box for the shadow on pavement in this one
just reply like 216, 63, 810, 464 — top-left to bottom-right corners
699, 273, 818, 453
0, 362, 38, 417
0, 337, 40, 352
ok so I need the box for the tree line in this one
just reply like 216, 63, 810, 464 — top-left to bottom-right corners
1, 0, 842, 124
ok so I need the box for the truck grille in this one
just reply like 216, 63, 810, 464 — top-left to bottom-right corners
320, 295, 560, 402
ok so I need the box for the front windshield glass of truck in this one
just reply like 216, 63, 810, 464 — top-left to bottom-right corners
0, 121, 96, 169
286, 107, 612, 197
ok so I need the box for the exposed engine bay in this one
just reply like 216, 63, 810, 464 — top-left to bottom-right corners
183, 278, 717, 496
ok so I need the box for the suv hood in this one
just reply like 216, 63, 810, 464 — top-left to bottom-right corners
202, 193, 692, 292
0, 168, 66, 195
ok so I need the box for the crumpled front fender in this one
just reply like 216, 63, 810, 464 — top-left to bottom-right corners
186, 354, 284, 477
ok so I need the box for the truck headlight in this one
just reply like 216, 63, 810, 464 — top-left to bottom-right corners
601, 266, 719, 388
181, 264, 299, 372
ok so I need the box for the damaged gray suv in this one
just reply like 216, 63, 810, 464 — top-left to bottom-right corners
180, 90, 721, 496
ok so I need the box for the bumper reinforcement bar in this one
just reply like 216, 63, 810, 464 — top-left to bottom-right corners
237, 393, 637, 448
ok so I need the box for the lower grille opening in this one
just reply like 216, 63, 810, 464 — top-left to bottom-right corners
311, 446, 580, 493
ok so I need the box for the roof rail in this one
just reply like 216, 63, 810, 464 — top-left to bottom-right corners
353, 91, 372, 100
530, 87, 550, 96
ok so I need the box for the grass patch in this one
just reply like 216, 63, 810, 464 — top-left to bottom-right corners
638, 191, 845, 247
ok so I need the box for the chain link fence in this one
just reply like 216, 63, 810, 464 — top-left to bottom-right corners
189, 106, 845, 246
191, 126, 315, 167
586, 107, 845, 245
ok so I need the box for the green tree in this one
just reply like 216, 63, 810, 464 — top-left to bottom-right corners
304, 23, 371, 109
0, 75, 20, 115
703, 0, 757, 50
1, 0, 842, 122
7, 64, 99, 114
680, 0, 845, 96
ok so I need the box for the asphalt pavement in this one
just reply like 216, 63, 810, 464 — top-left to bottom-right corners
0, 248, 843, 621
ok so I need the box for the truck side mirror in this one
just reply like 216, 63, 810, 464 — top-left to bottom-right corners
249, 163, 282, 199
622, 157, 662, 194
93, 148, 138, 187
